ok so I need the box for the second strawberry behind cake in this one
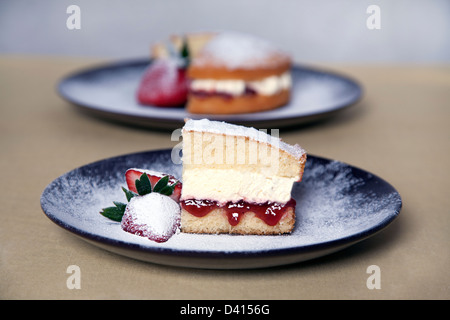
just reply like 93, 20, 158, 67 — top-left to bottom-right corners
180, 119, 306, 235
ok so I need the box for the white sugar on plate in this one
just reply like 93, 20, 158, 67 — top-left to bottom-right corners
183, 118, 306, 160
192, 31, 289, 69
41, 149, 401, 263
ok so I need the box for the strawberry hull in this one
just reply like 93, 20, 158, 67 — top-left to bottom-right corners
125, 168, 182, 202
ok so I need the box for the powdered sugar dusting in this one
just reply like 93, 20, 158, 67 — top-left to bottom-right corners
41, 150, 401, 266
192, 31, 290, 69
121, 193, 180, 242
183, 118, 306, 159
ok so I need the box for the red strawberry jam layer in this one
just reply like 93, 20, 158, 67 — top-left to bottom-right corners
181, 198, 296, 227
190, 87, 257, 100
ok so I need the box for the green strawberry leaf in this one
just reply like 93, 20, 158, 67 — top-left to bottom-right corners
153, 175, 169, 193
181, 37, 189, 57
135, 173, 152, 195
100, 201, 126, 222
122, 187, 137, 202
158, 185, 175, 196
180, 36, 190, 68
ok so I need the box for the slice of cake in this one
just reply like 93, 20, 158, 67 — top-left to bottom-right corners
186, 32, 292, 114
180, 119, 306, 235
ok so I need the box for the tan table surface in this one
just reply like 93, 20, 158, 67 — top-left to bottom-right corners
1, 56, 449, 300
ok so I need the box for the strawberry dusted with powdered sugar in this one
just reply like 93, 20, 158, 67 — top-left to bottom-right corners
120, 192, 181, 243
100, 169, 183, 243
137, 37, 190, 107
137, 58, 188, 107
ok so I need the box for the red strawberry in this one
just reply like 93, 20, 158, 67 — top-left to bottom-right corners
137, 58, 188, 107
125, 168, 182, 202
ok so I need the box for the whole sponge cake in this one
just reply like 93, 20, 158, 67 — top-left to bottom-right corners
186, 32, 292, 114
180, 119, 306, 235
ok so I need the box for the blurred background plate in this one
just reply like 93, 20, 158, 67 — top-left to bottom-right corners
57, 59, 362, 130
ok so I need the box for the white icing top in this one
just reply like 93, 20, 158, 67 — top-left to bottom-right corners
183, 119, 306, 159
192, 31, 290, 69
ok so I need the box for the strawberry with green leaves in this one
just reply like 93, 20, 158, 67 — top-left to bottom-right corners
125, 169, 181, 202
100, 169, 182, 223
137, 37, 190, 107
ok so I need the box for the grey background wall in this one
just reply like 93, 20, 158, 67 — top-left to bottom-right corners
1, 0, 449, 64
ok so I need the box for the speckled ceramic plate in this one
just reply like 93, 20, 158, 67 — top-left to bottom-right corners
57, 59, 362, 130
40, 149, 401, 269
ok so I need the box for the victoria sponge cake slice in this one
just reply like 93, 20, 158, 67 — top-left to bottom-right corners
180, 119, 306, 235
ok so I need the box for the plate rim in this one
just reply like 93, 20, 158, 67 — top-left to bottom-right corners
40, 149, 402, 261
56, 58, 363, 129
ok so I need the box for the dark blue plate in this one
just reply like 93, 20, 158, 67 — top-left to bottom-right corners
40, 149, 401, 269
57, 59, 362, 130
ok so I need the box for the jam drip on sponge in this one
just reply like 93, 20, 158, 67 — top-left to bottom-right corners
181, 198, 296, 226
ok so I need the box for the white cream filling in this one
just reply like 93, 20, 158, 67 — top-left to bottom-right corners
181, 168, 296, 205
190, 71, 291, 96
